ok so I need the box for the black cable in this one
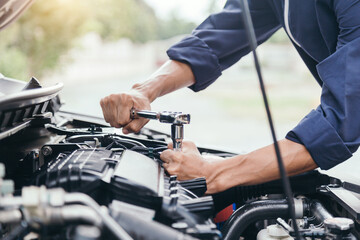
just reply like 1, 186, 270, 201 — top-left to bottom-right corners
2, 222, 29, 240
238, 0, 302, 239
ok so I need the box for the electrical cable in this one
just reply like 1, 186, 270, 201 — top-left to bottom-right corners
238, 0, 302, 239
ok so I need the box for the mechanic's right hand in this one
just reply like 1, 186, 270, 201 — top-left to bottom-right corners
100, 89, 151, 134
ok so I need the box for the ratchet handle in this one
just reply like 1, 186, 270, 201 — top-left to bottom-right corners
130, 108, 159, 120
131, 108, 190, 124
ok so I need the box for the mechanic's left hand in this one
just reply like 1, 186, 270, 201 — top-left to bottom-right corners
160, 141, 209, 181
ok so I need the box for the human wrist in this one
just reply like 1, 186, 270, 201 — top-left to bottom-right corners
204, 161, 225, 194
131, 80, 159, 103
131, 60, 195, 103
205, 154, 249, 194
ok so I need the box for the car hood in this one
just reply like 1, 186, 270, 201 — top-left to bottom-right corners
0, 0, 35, 31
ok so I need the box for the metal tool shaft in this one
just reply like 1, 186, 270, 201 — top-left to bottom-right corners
130, 108, 190, 151
131, 109, 159, 120
171, 124, 183, 151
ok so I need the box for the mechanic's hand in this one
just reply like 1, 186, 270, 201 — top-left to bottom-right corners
160, 141, 209, 181
100, 89, 151, 134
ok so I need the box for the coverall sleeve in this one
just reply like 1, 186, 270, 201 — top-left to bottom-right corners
166, 0, 281, 92
286, 0, 360, 170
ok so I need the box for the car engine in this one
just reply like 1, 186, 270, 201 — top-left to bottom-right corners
1, 76, 360, 240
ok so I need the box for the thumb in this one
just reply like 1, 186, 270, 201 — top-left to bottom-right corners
181, 141, 197, 151
123, 118, 149, 134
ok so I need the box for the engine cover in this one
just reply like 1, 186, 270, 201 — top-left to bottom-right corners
34, 138, 219, 239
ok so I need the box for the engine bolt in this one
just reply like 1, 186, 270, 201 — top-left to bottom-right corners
42, 146, 53, 156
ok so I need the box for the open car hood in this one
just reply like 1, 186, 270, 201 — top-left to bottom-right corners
0, 76, 63, 140
0, 0, 34, 31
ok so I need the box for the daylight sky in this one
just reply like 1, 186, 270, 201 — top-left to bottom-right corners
143, 0, 226, 23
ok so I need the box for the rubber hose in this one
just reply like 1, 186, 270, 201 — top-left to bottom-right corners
221, 199, 290, 240
114, 211, 199, 240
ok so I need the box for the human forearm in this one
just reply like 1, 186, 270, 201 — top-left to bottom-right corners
132, 60, 195, 103
100, 60, 195, 133
205, 139, 318, 193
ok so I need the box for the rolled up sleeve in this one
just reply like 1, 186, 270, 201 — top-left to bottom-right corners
167, 36, 222, 92
167, 0, 281, 92
286, 38, 360, 170
286, 0, 360, 170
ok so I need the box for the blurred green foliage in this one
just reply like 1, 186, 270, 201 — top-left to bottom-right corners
0, 0, 89, 80
0, 0, 289, 81
0, 0, 196, 80
157, 12, 196, 40
0, 25, 28, 80
90, 0, 158, 43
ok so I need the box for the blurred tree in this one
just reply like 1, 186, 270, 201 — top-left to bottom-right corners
0, 0, 89, 79
157, 12, 196, 40
0, 0, 206, 80
16, 0, 90, 77
90, 0, 158, 43
0, 24, 28, 79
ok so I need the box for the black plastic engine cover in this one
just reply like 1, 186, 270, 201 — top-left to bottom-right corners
35, 148, 163, 209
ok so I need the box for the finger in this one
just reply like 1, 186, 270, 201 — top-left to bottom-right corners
160, 149, 174, 163
99, 98, 110, 123
101, 96, 120, 126
162, 163, 172, 176
165, 164, 179, 177
167, 142, 173, 150
110, 121, 122, 128
123, 118, 149, 134
116, 94, 133, 126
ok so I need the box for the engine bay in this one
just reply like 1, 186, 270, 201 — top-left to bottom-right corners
1, 77, 360, 239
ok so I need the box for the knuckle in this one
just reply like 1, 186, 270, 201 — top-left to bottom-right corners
119, 93, 128, 101
117, 93, 133, 108
101, 97, 108, 105
160, 150, 171, 159
132, 83, 140, 89
109, 95, 118, 104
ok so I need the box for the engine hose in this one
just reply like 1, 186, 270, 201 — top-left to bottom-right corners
64, 193, 133, 240
212, 170, 328, 213
113, 211, 199, 240
2, 222, 29, 240
310, 200, 333, 225
212, 184, 266, 213
221, 199, 290, 240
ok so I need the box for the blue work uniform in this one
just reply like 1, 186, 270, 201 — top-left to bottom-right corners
167, 0, 360, 170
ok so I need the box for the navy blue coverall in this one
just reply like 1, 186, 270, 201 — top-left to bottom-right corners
167, 0, 360, 170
